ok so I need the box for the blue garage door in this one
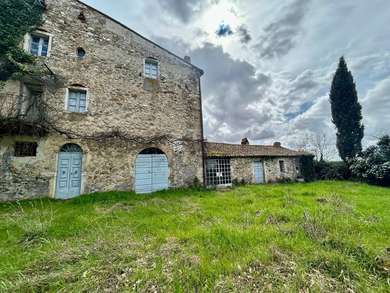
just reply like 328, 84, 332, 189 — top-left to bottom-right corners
56, 144, 83, 199
253, 160, 265, 184
135, 149, 169, 194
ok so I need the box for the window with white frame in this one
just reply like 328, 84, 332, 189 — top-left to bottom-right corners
67, 88, 87, 113
29, 33, 50, 57
144, 58, 159, 79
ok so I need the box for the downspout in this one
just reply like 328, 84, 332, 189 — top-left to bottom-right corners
197, 70, 206, 187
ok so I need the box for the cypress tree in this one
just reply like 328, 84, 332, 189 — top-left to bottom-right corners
330, 57, 364, 162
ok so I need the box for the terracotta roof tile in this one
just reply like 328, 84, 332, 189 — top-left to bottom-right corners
205, 142, 311, 158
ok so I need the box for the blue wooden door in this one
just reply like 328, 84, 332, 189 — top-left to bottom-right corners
135, 154, 169, 194
56, 152, 82, 199
253, 160, 265, 184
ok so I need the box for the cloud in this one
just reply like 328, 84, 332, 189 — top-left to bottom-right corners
157, 0, 206, 23
362, 77, 390, 144
254, 0, 311, 59
190, 43, 273, 142
82, 0, 390, 155
216, 23, 233, 37
237, 25, 252, 44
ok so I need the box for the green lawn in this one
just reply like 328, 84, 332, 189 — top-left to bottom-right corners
0, 181, 389, 292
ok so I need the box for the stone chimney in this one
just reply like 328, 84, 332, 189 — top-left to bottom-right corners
184, 56, 191, 63
273, 142, 282, 147
241, 138, 250, 145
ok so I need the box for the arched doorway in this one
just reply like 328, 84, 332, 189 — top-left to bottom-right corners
56, 144, 83, 199
134, 148, 169, 194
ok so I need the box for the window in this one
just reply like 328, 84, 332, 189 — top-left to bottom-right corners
29, 34, 50, 57
144, 58, 159, 79
14, 142, 38, 157
67, 89, 87, 113
279, 160, 286, 173
77, 47, 86, 59
206, 158, 232, 186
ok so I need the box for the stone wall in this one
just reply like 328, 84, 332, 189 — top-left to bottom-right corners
0, 0, 204, 200
0, 135, 203, 201
0, 81, 20, 118
230, 157, 301, 184
40, 0, 203, 140
263, 157, 300, 182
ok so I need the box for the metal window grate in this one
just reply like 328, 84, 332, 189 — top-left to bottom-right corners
279, 160, 286, 172
14, 142, 38, 157
206, 158, 232, 186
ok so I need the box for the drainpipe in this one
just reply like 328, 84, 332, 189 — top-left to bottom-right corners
197, 71, 206, 187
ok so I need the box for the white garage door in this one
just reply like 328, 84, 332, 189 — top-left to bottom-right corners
134, 149, 169, 194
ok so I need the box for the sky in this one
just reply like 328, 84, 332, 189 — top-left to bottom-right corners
83, 0, 390, 159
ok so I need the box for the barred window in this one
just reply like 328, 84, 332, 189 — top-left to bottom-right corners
14, 142, 38, 157
279, 160, 286, 173
206, 158, 232, 186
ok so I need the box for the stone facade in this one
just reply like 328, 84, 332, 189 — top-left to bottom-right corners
0, 0, 204, 200
231, 157, 300, 184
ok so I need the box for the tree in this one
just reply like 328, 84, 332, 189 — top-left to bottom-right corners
350, 135, 390, 186
330, 57, 364, 162
295, 132, 334, 161
0, 0, 44, 81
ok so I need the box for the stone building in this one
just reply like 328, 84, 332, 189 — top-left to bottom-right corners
0, 0, 204, 200
0, 0, 309, 201
204, 141, 306, 186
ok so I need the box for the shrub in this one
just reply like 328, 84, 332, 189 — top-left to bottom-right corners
314, 160, 351, 180
300, 155, 315, 182
232, 179, 246, 186
350, 135, 390, 186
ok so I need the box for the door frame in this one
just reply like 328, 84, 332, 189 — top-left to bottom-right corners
252, 159, 265, 184
134, 148, 170, 194
54, 144, 85, 199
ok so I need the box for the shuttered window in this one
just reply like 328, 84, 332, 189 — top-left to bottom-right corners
67, 89, 87, 113
30, 34, 49, 57
144, 58, 159, 79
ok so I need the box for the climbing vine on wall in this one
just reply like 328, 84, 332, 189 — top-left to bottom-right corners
0, 0, 45, 82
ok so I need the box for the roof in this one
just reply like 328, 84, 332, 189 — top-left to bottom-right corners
205, 142, 311, 158
75, 0, 204, 75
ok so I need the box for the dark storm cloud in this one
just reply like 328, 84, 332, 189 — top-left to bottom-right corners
255, 0, 311, 59
237, 25, 252, 44
216, 23, 233, 37
157, 0, 206, 23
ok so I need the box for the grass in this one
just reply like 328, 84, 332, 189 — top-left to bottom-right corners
0, 181, 389, 292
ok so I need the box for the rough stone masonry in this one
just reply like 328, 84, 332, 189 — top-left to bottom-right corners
0, 0, 204, 200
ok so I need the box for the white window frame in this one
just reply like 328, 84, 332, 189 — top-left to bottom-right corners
65, 86, 89, 113
144, 58, 159, 79
24, 31, 53, 57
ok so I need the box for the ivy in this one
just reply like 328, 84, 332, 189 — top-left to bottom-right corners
0, 0, 45, 81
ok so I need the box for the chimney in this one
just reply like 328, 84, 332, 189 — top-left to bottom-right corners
241, 138, 250, 145
273, 142, 282, 147
184, 56, 191, 63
